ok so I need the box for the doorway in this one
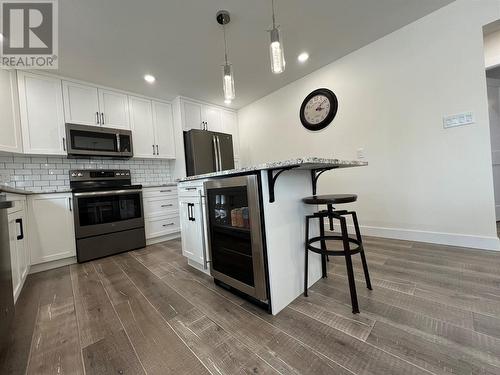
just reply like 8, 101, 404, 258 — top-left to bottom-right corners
484, 20, 500, 236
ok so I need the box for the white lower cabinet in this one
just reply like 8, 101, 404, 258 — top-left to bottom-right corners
7, 198, 29, 303
179, 197, 205, 265
28, 193, 76, 265
143, 187, 180, 243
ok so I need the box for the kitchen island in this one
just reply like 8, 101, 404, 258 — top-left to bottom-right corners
178, 157, 367, 315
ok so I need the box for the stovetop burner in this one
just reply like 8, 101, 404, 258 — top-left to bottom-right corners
69, 169, 141, 192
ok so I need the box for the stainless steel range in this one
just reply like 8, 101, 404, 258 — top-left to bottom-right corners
70, 169, 146, 263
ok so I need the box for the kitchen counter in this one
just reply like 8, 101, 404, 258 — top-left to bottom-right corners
180, 157, 367, 181
142, 182, 178, 188
178, 157, 367, 315
0, 185, 72, 195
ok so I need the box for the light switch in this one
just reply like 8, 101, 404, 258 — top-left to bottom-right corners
443, 112, 474, 129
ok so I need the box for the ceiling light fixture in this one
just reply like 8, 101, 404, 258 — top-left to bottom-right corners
269, 0, 285, 74
144, 74, 156, 83
298, 52, 309, 63
217, 10, 235, 103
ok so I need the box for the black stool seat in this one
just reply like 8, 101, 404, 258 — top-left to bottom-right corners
303, 194, 357, 205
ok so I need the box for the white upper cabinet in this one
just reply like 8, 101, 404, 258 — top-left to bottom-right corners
221, 110, 240, 158
129, 96, 156, 158
62, 81, 130, 129
204, 106, 223, 133
17, 72, 66, 155
62, 81, 100, 126
181, 99, 204, 131
153, 101, 176, 159
0, 70, 22, 153
98, 89, 130, 129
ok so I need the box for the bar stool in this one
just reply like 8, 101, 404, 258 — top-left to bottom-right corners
303, 194, 372, 314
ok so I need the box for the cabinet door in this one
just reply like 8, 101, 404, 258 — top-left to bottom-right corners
62, 81, 100, 126
0, 70, 22, 153
29, 194, 76, 265
221, 110, 240, 158
153, 101, 176, 159
180, 198, 205, 264
181, 100, 204, 130
18, 72, 66, 155
98, 89, 130, 129
204, 105, 223, 133
129, 96, 156, 158
8, 215, 20, 301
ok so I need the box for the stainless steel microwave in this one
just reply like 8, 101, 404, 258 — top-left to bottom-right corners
65, 123, 133, 158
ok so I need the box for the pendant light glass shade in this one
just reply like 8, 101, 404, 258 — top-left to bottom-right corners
269, 27, 285, 74
222, 63, 235, 101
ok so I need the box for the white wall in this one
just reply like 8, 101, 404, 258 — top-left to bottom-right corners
485, 29, 500, 69
238, 0, 500, 250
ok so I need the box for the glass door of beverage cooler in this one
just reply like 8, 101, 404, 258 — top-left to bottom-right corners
204, 175, 267, 302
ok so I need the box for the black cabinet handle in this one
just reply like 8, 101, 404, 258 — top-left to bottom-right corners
101, 113, 105, 125
161, 204, 173, 208
152, 145, 156, 155
156, 145, 159, 155
15, 218, 23, 240
188, 203, 195, 221
162, 223, 175, 227
96, 112, 100, 125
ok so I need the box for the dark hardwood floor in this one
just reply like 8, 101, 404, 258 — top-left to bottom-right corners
2, 236, 500, 374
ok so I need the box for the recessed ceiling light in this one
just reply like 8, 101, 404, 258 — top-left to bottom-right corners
224, 99, 232, 105
144, 74, 156, 83
298, 52, 309, 63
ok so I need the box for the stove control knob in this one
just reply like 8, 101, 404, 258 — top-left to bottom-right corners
71, 173, 76, 177
125, 172, 130, 176
77, 173, 83, 177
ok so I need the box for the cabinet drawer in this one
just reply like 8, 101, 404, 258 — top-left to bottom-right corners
143, 186, 178, 198
144, 196, 178, 218
145, 215, 180, 239
178, 180, 206, 198
6, 195, 26, 215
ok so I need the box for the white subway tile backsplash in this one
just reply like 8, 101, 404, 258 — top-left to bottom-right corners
1, 154, 172, 192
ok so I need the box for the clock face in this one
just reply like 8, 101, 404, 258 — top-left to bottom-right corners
299, 88, 338, 131
304, 95, 331, 125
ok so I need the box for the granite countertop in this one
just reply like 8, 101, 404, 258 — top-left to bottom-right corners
180, 157, 368, 182
142, 182, 178, 188
0, 185, 73, 195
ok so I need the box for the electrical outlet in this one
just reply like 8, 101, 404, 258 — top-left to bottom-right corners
357, 148, 365, 159
443, 112, 474, 129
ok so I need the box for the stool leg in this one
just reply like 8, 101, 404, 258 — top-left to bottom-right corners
319, 215, 327, 279
351, 211, 372, 290
340, 216, 359, 314
327, 204, 334, 231
304, 216, 310, 297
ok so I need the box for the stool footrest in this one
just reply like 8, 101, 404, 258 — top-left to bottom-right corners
306, 235, 362, 256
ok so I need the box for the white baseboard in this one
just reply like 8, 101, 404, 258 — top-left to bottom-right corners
325, 223, 500, 252
146, 232, 181, 246
29, 256, 77, 274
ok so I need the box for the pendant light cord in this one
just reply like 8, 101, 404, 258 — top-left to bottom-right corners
223, 24, 228, 64
271, 0, 276, 28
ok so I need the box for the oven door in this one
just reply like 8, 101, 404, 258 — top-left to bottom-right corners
73, 189, 144, 239
66, 123, 133, 158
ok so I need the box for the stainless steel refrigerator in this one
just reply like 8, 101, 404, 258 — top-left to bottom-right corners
184, 129, 235, 176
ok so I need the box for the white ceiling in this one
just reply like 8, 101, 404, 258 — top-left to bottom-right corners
56, 0, 454, 108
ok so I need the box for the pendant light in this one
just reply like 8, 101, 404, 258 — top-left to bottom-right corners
269, 0, 285, 74
217, 10, 235, 103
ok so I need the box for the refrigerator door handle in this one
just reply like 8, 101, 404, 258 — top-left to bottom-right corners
212, 135, 220, 171
216, 136, 222, 172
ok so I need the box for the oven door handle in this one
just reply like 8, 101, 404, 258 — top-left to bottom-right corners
73, 189, 142, 197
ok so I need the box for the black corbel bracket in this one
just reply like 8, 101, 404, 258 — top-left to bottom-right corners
267, 166, 299, 203
311, 167, 337, 195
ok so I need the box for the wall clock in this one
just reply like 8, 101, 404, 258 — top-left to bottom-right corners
299, 88, 338, 131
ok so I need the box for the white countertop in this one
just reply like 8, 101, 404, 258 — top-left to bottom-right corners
180, 157, 368, 182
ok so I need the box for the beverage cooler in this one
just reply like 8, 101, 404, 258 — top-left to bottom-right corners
204, 175, 269, 304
